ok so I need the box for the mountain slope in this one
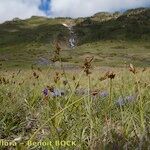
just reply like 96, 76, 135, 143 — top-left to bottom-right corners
0, 8, 150, 69
75, 8, 150, 44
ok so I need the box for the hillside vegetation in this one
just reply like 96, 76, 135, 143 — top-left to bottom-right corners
0, 8, 150, 69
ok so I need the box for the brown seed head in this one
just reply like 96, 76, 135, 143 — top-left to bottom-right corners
91, 90, 99, 96
33, 72, 39, 79
53, 72, 60, 83
99, 72, 109, 81
142, 67, 146, 72
63, 80, 68, 86
100, 71, 116, 80
83, 56, 94, 76
107, 71, 116, 79
129, 63, 137, 74
72, 75, 76, 81
47, 86, 54, 92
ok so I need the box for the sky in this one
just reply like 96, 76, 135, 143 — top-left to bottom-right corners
0, 0, 149, 23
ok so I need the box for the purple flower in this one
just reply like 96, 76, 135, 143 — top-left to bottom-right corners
43, 88, 48, 96
99, 91, 109, 98
116, 94, 137, 106
50, 88, 66, 97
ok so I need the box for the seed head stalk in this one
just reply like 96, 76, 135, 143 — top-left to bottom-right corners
88, 75, 94, 149
52, 41, 72, 92
107, 71, 116, 137
135, 74, 145, 132
109, 78, 113, 108
129, 64, 145, 132
106, 71, 115, 109
83, 56, 94, 147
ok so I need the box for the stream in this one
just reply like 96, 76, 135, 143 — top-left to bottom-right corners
62, 23, 76, 48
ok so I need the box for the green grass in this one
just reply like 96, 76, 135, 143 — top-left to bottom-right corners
0, 40, 150, 69
0, 64, 150, 150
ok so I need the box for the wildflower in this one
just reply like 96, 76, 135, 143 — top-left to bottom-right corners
43, 88, 49, 97
116, 94, 137, 107
46, 85, 66, 97
91, 90, 109, 99
99, 91, 109, 98
50, 88, 65, 97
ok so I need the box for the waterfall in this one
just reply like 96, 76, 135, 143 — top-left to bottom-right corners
62, 23, 76, 48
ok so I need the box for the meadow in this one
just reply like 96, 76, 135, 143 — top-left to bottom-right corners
0, 56, 149, 149
0, 8, 150, 150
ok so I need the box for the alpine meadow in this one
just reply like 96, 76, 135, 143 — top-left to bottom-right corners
0, 7, 150, 150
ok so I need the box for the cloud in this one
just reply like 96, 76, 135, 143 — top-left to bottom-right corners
50, 0, 150, 18
0, 0, 149, 23
0, 0, 46, 23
